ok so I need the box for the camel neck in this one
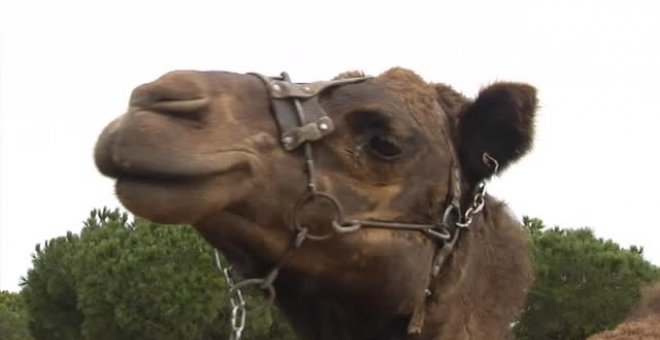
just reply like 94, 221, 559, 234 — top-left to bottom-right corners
275, 276, 413, 340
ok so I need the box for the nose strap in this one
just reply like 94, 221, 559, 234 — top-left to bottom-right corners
249, 72, 371, 150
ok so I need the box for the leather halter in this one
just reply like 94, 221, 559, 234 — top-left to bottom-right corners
250, 72, 367, 151
240, 71, 479, 334
249, 72, 465, 237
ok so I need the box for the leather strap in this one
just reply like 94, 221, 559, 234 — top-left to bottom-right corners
250, 72, 370, 150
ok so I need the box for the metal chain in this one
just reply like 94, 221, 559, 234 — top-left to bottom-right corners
213, 227, 309, 340
214, 250, 247, 340
456, 180, 487, 228
455, 153, 498, 228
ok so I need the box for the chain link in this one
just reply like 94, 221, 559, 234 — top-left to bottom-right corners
214, 250, 247, 340
455, 153, 497, 228
456, 180, 487, 228
213, 226, 310, 340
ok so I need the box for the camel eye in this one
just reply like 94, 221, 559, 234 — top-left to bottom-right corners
367, 134, 403, 160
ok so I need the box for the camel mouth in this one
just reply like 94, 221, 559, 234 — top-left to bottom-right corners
115, 170, 219, 186
106, 151, 254, 185
109, 152, 258, 225
112, 160, 251, 186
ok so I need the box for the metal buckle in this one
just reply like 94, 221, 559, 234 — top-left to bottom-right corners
268, 77, 371, 99
281, 116, 335, 151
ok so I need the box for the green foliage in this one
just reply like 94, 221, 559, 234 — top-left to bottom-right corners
21, 207, 295, 340
0, 290, 32, 339
21, 232, 83, 340
515, 217, 660, 340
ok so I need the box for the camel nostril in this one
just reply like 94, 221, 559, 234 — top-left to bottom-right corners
129, 71, 209, 117
146, 97, 209, 112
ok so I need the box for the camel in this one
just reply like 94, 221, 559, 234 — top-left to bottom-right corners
94, 67, 538, 339
588, 283, 660, 340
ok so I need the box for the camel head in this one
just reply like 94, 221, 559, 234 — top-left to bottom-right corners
95, 67, 537, 339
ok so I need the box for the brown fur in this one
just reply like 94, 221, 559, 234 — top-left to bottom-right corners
95, 67, 538, 339
420, 201, 533, 339
588, 283, 660, 340
334, 70, 367, 79
433, 83, 470, 119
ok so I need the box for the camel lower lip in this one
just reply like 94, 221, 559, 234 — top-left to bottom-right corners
116, 173, 211, 186
106, 150, 255, 184
114, 162, 250, 185
114, 174, 221, 197
114, 165, 254, 225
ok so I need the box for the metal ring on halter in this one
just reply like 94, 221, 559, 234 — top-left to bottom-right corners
456, 212, 473, 229
425, 226, 451, 241
230, 278, 277, 310
292, 191, 348, 240
442, 203, 459, 227
293, 227, 308, 248
332, 220, 362, 233
482, 152, 499, 173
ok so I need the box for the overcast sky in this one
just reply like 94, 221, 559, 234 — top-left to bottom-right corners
1, 0, 659, 291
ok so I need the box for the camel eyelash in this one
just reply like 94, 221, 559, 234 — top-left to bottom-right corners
344, 145, 365, 169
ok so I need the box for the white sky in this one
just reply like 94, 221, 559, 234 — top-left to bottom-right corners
1, 0, 659, 291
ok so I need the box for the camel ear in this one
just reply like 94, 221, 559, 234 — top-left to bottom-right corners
458, 82, 537, 182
